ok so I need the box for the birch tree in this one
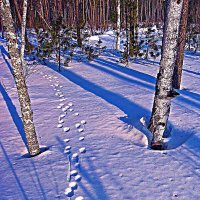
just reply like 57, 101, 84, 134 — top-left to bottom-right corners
1, 0, 40, 156
116, 0, 120, 50
20, 0, 28, 76
148, 0, 183, 150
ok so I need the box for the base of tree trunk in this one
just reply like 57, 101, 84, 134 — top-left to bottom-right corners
21, 146, 49, 158
151, 141, 165, 150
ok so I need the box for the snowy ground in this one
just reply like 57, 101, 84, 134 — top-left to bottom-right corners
0, 32, 200, 200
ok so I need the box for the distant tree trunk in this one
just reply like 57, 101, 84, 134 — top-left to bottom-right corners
129, 0, 139, 57
20, 0, 28, 76
129, 0, 135, 57
1, 0, 40, 156
13, 0, 22, 26
134, 0, 139, 57
116, 0, 120, 50
76, 0, 82, 47
173, 0, 189, 89
0, 0, 5, 38
148, 0, 183, 150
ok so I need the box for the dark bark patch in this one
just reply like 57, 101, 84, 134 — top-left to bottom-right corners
151, 141, 165, 150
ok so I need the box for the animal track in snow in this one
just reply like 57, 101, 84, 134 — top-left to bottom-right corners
63, 127, 70, 132
81, 120, 86, 125
57, 124, 63, 128
68, 102, 73, 107
79, 137, 85, 141
59, 114, 66, 119
64, 139, 70, 143
74, 175, 82, 182
75, 123, 81, 128
64, 150, 71, 155
72, 153, 79, 162
58, 120, 64, 124
78, 128, 84, 133
62, 107, 68, 112
69, 182, 78, 190
79, 147, 86, 154
42, 73, 87, 199
65, 188, 74, 197
65, 146, 71, 151
70, 170, 78, 176
75, 196, 84, 200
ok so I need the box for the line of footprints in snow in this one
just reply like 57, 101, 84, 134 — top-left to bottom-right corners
41, 72, 86, 200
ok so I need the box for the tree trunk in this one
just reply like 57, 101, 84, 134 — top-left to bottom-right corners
20, 0, 28, 76
13, 0, 22, 26
0, 0, 5, 38
76, 0, 82, 47
116, 0, 120, 50
173, 0, 189, 89
148, 0, 183, 150
1, 0, 40, 156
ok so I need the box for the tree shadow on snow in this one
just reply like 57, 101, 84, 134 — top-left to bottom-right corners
78, 156, 110, 200
0, 83, 28, 149
183, 69, 200, 76
46, 61, 155, 149
56, 136, 109, 200
0, 141, 29, 199
45, 60, 199, 151
55, 136, 110, 199
0, 45, 12, 74
95, 56, 157, 84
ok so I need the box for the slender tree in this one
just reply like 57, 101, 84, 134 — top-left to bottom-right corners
148, 0, 183, 150
173, 0, 189, 89
0, 0, 5, 38
20, 0, 28, 76
116, 0, 121, 50
1, 0, 40, 156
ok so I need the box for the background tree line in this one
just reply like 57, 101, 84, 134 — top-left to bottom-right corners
0, 0, 199, 31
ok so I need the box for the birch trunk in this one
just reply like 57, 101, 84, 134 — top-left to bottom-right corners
1, 0, 40, 156
116, 0, 120, 50
173, 0, 189, 89
20, 0, 28, 76
148, 0, 183, 150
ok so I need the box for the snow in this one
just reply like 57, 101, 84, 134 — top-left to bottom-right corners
79, 147, 86, 154
75, 196, 84, 200
81, 120, 87, 125
57, 124, 63, 128
64, 139, 70, 143
63, 127, 70, 132
0, 33, 200, 200
79, 137, 85, 141
69, 182, 78, 190
70, 170, 78, 176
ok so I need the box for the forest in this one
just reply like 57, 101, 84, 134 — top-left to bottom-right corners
0, 0, 200, 199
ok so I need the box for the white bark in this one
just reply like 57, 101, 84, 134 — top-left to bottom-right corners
20, 0, 28, 76
148, 0, 183, 149
1, 0, 40, 156
116, 0, 120, 50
